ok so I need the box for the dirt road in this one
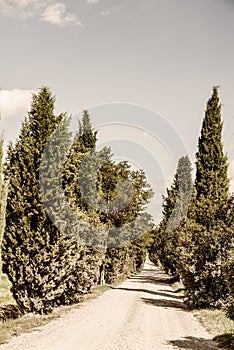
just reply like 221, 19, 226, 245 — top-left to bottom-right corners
1, 260, 220, 350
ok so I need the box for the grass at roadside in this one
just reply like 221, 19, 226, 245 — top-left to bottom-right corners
171, 280, 234, 349
194, 308, 234, 349
0, 309, 62, 344
171, 281, 185, 296
0, 277, 126, 345
0, 274, 14, 306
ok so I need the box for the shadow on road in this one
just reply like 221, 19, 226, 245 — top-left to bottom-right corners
167, 336, 219, 349
130, 275, 176, 285
213, 333, 234, 349
113, 287, 183, 300
159, 287, 185, 294
141, 297, 186, 309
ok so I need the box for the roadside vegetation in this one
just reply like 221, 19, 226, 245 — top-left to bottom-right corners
196, 309, 234, 349
150, 86, 234, 348
0, 86, 152, 315
0, 274, 14, 306
172, 280, 234, 349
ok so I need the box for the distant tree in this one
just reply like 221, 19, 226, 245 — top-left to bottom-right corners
149, 179, 177, 272
64, 113, 153, 285
105, 213, 153, 283
149, 156, 193, 276
99, 160, 153, 283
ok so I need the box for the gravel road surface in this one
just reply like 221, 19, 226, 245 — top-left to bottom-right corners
0, 260, 220, 350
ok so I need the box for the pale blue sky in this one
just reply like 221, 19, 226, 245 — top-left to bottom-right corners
0, 0, 234, 220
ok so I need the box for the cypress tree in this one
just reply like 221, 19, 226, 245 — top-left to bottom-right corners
149, 180, 177, 273
149, 155, 193, 276
195, 86, 229, 227
178, 87, 231, 307
2, 87, 77, 313
193, 86, 230, 305
63, 111, 100, 221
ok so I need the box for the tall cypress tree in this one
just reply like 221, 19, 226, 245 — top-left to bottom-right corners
195, 86, 229, 227
178, 87, 231, 307
2, 87, 78, 313
194, 86, 230, 304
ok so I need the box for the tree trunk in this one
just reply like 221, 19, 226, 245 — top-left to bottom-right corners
98, 260, 105, 285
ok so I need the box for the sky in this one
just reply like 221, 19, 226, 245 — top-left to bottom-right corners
0, 0, 234, 222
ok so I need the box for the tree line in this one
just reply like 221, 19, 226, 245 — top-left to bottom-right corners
149, 86, 234, 319
0, 86, 233, 320
0, 87, 153, 314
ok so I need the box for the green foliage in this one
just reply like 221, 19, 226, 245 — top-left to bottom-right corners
224, 258, 234, 319
63, 111, 99, 217
195, 86, 229, 227
0, 274, 14, 305
149, 155, 193, 276
63, 111, 153, 285
105, 230, 150, 284
150, 87, 233, 314
223, 198, 234, 319
2, 88, 79, 314
177, 87, 231, 308
198, 308, 234, 349
100, 162, 153, 283
1, 87, 153, 315
177, 220, 231, 307
105, 217, 152, 284
0, 136, 8, 277
62, 112, 107, 288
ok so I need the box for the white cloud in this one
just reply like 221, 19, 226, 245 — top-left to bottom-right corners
41, 3, 83, 27
0, 0, 45, 19
0, 0, 83, 27
0, 89, 35, 146
0, 89, 33, 120
86, 0, 99, 4
100, 9, 110, 16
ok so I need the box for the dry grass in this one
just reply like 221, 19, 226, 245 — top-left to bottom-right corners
0, 274, 14, 306
196, 308, 234, 335
171, 281, 185, 296
194, 308, 234, 349
171, 279, 234, 349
